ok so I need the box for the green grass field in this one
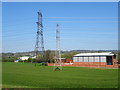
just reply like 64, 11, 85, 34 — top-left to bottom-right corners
2, 62, 118, 88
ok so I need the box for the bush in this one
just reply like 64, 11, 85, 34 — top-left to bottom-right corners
41, 62, 48, 66
39, 62, 48, 66
2, 57, 17, 62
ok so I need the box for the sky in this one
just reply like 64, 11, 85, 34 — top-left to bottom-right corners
2, 2, 118, 53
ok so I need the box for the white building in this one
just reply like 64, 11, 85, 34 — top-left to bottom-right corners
14, 59, 22, 62
31, 56, 36, 59
19, 56, 30, 60
73, 52, 116, 65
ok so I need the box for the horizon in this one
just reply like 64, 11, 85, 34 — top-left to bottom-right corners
2, 49, 118, 53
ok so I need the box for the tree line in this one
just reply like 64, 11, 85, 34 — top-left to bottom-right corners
2, 50, 79, 63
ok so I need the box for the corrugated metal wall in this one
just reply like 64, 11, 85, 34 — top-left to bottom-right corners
101, 56, 106, 62
84, 57, 88, 62
95, 56, 99, 62
89, 56, 94, 62
73, 56, 106, 62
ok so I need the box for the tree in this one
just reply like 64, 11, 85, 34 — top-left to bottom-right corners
2, 56, 17, 62
61, 51, 79, 59
28, 58, 33, 62
44, 50, 51, 62
44, 50, 55, 63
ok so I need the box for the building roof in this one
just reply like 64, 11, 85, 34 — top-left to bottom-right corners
56, 58, 66, 59
21, 56, 30, 57
74, 52, 114, 57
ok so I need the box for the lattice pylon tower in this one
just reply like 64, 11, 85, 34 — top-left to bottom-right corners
35, 11, 45, 61
53, 24, 62, 71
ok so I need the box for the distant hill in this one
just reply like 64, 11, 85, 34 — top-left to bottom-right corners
2, 50, 118, 57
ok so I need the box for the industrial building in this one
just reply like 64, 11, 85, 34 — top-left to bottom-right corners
72, 52, 118, 68
73, 52, 116, 65
48, 52, 119, 68
19, 56, 30, 60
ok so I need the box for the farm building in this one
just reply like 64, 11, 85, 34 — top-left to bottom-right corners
56, 58, 66, 63
48, 52, 119, 68
19, 56, 30, 60
72, 52, 118, 68
56, 58, 73, 63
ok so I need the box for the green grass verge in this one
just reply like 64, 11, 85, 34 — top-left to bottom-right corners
2, 62, 118, 88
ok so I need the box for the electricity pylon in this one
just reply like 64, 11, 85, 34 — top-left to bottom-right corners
35, 11, 45, 61
53, 24, 62, 71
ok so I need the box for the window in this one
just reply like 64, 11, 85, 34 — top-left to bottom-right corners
89, 56, 94, 62
77, 57, 79, 62
73, 57, 77, 62
101, 56, 106, 62
95, 56, 99, 62
78, 57, 82, 62
84, 57, 88, 62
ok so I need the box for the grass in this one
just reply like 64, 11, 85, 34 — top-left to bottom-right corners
2, 62, 118, 88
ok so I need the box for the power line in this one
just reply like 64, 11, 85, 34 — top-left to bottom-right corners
2, 16, 118, 27
43, 17, 119, 19
2, 32, 36, 37
48, 21, 118, 23
2, 21, 35, 28
2, 30, 117, 38
3, 27, 117, 33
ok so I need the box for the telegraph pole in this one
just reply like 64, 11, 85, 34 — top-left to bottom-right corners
54, 24, 62, 71
35, 11, 45, 61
